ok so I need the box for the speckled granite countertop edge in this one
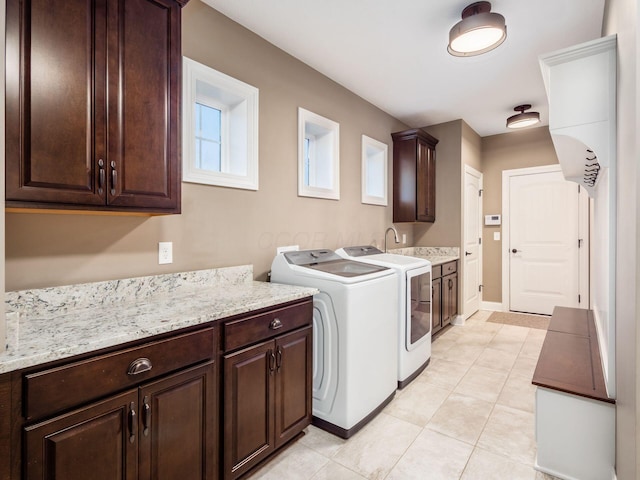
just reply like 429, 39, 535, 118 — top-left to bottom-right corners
1, 266, 317, 374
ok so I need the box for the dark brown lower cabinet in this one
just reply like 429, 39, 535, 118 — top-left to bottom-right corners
24, 362, 216, 480
25, 390, 137, 480
139, 364, 216, 480
7, 298, 313, 480
432, 261, 458, 337
223, 326, 312, 480
432, 276, 442, 334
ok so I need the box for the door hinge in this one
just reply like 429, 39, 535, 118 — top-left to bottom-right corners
479, 284, 483, 292
578, 185, 581, 193
478, 237, 482, 245
479, 189, 483, 197
578, 238, 583, 248
578, 294, 581, 303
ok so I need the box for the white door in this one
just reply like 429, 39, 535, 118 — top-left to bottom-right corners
463, 166, 482, 319
508, 170, 581, 315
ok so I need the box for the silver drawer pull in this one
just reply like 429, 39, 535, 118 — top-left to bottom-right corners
127, 357, 153, 375
269, 318, 283, 330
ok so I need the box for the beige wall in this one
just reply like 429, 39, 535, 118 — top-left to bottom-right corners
603, 0, 639, 477
480, 127, 558, 303
461, 121, 482, 172
5, 1, 409, 291
413, 120, 463, 247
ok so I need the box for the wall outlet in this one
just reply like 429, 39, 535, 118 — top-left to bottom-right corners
158, 242, 173, 264
402, 233, 407, 244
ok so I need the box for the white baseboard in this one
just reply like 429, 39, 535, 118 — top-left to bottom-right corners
480, 301, 503, 311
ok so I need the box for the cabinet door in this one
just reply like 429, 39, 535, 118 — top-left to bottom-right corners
416, 139, 436, 222
443, 273, 458, 326
106, 0, 181, 211
432, 277, 442, 334
450, 273, 458, 318
224, 340, 275, 479
392, 137, 418, 223
24, 390, 138, 480
138, 362, 217, 480
5, 0, 107, 206
274, 326, 312, 449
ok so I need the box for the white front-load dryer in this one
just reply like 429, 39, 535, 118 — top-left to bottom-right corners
336, 246, 432, 388
271, 249, 398, 438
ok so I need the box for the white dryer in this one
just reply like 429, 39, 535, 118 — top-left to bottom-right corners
336, 246, 432, 388
270, 249, 398, 438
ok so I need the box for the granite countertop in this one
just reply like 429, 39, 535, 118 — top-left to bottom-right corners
418, 255, 459, 266
387, 246, 460, 266
1, 266, 317, 375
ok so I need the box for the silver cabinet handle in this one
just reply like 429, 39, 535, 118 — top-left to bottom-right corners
142, 396, 151, 437
128, 402, 136, 444
98, 159, 105, 194
110, 160, 117, 195
269, 318, 283, 330
127, 357, 153, 375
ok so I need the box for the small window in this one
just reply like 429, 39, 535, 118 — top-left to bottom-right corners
195, 103, 222, 171
361, 135, 388, 206
298, 107, 340, 200
183, 57, 259, 190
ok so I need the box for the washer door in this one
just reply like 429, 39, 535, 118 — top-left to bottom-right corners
311, 292, 339, 416
407, 267, 432, 350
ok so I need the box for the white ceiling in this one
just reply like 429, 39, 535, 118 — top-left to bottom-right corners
201, 0, 605, 138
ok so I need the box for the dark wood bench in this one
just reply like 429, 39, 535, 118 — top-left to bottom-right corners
532, 306, 613, 404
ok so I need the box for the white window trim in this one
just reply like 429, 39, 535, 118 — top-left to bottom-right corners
182, 57, 259, 190
298, 107, 340, 200
361, 135, 388, 206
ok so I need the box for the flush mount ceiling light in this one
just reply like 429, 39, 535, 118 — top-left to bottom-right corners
506, 104, 540, 129
448, 1, 507, 57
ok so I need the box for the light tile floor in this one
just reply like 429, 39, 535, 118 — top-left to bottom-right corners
247, 310, 560, 480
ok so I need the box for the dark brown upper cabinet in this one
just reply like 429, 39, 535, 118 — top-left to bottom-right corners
5, 0, 188, 214
391, 128, 439, 223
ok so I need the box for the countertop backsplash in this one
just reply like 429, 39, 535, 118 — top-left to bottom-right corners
388, 246, 460, 257
387, 247, 460, 266
0, 310, 5, 354
5, 265, 253, 318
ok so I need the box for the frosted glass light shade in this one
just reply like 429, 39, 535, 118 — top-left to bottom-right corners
448, 2, 506, 57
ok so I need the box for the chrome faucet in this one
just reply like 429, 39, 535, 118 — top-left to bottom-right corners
384, 226, 400, 253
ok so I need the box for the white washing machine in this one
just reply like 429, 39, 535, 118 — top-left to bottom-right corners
270, 249, 398, 438
336, 246, 432, 388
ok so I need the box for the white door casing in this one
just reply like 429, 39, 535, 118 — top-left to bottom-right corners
502, 165, 588, 315
463, 166, 483, 319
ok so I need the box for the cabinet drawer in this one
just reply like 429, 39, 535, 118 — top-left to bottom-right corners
25, 327, 214, 421
442, 261, 457, 275
432, 265, 442, 278
224, 300, 312, 352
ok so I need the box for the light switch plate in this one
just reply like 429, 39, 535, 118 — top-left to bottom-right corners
158, 242, 173, 264
494, 232, 501, 241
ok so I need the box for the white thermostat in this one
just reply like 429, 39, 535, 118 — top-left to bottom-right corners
485, 214, 501, 226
